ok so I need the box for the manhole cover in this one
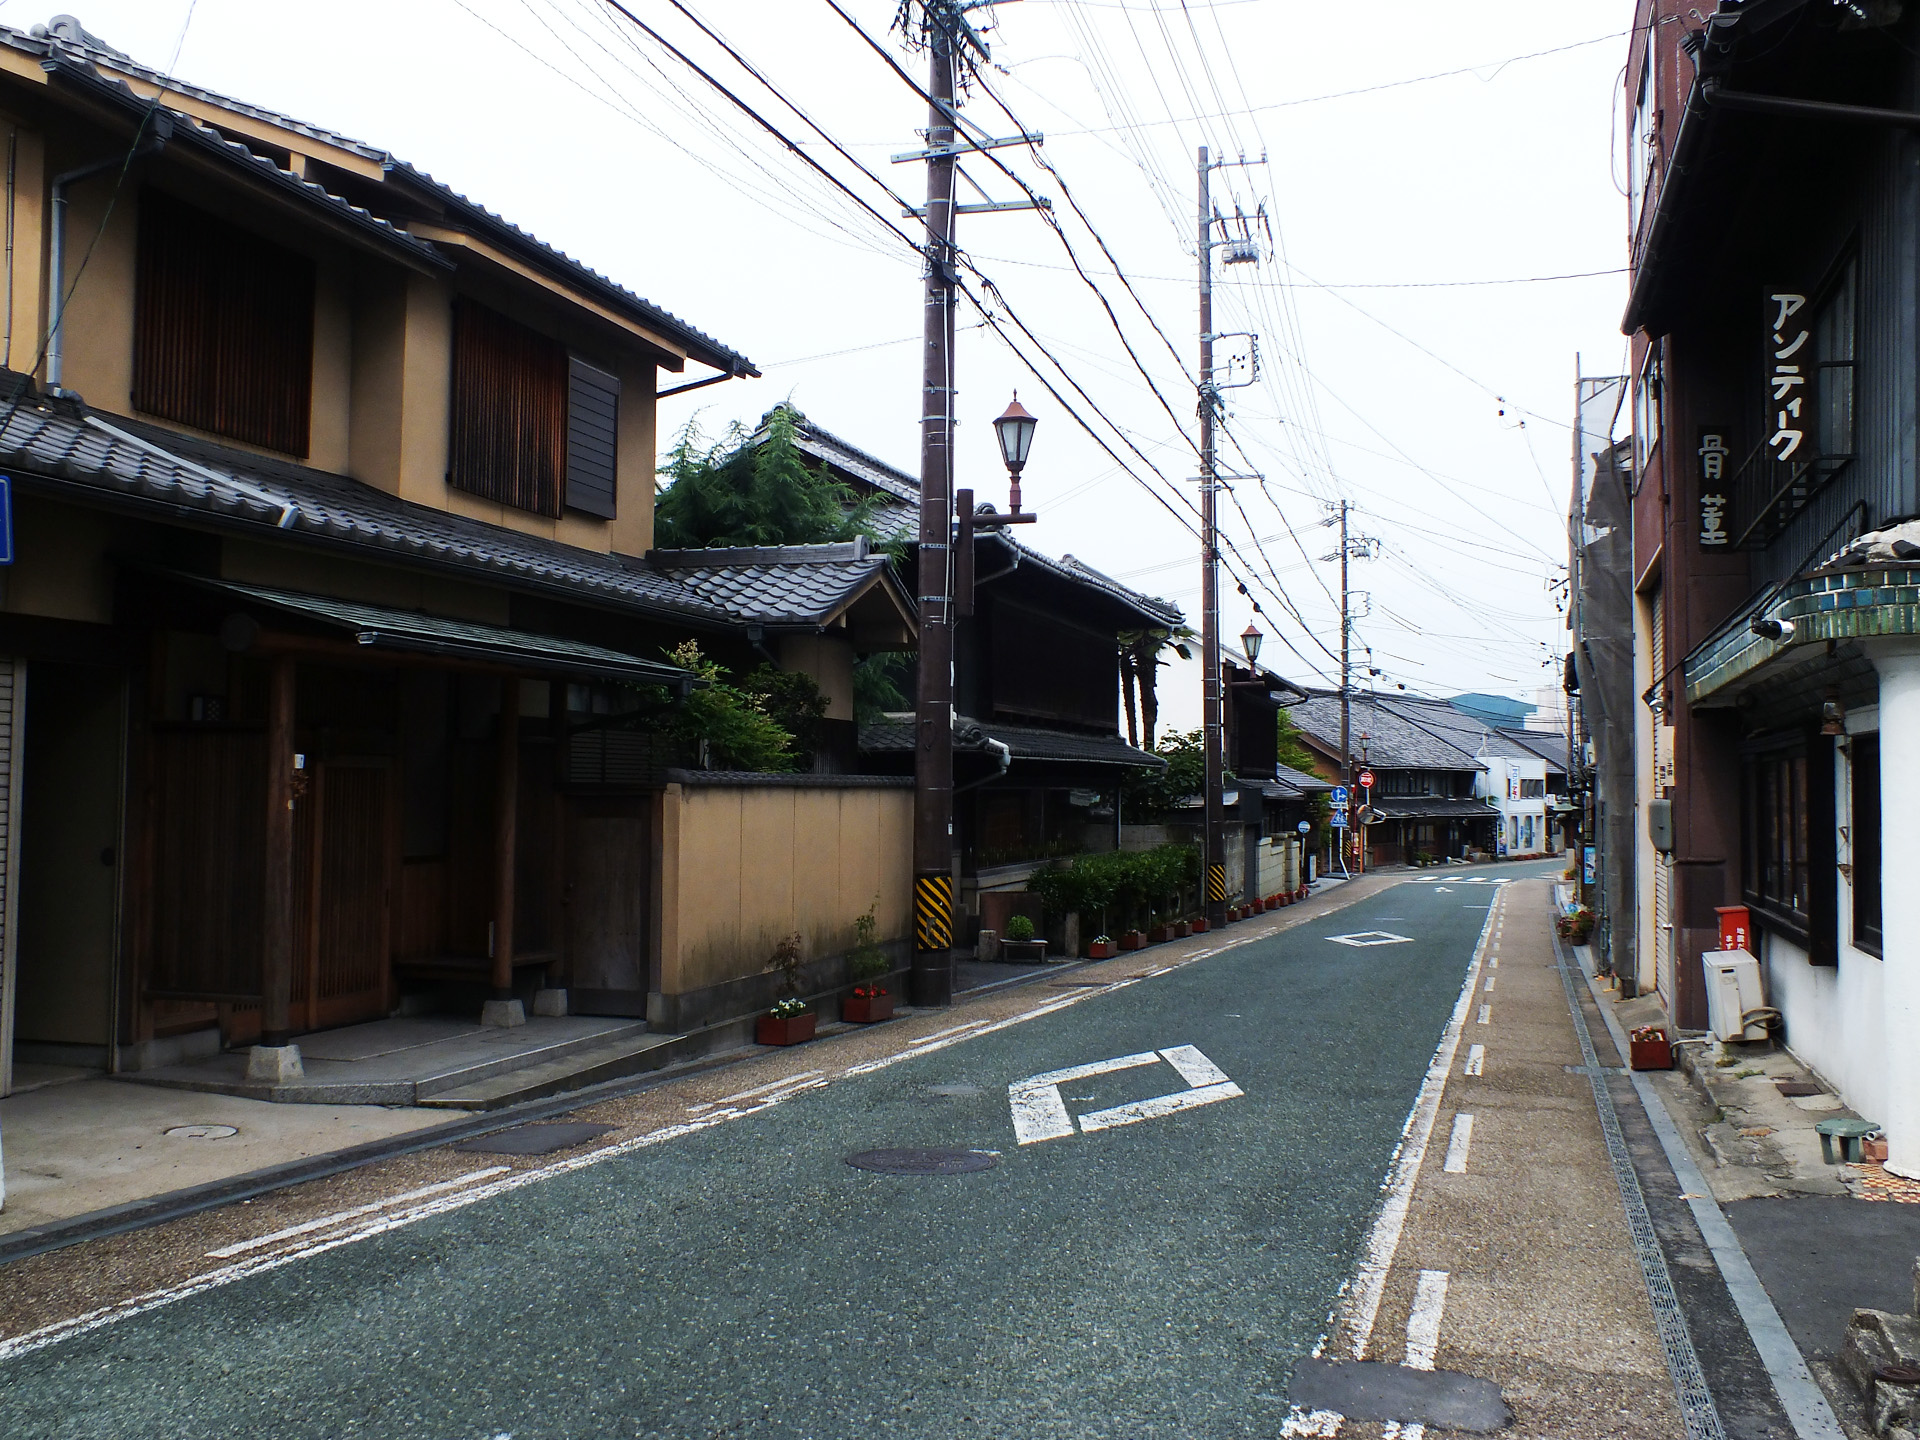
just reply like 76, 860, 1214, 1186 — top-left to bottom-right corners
926, 1084, 981, 1098
163, 1124, 238, 1140
455, 1122, 615, 1157
1877, 1364, 1920, 1386
1775, 1081, 1824, 1097
845, 1147, 997, 1175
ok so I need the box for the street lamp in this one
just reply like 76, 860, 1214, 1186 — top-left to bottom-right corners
1240, 622, 1263, 666
993, 393, 1038, 515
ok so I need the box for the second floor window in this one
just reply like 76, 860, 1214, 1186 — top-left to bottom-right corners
133, 190, 314, 456
448, 298, 621, 519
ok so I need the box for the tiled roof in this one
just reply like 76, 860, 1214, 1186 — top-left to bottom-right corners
1261, 762, 1335, 797
648, 541, 907, 628
0, 396, 736, 626
1286, 692, 1486, 773
860, 715, 1165, 769
1494, 729, 1572, 770
983, 533, 1184, 630
1365, 796, 1499, 821
9, 23, 754, 378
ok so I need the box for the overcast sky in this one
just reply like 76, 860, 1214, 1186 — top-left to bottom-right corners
27, 0, 1635, 731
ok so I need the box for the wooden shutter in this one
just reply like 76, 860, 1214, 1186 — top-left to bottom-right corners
133, 190, 315, 456
148, 729, 267, 998
565, 357, 620, 518
448, 298, 567, 517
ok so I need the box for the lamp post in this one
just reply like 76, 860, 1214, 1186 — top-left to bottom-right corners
1240, 622, 1263, 667
994, 394, 1038, 515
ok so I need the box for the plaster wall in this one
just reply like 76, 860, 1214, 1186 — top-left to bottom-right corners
656, 782, 911, 999
777, 633, 856, 722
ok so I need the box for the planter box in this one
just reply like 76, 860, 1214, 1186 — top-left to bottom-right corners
1191, 918, 1210, 934
1119, 931, 1147, 952
1627, 1025, 1673, 1071
843, 993, 894, 1024
1085, 940, 1117, 960
1146, 925, 1172, 944
1173, 921, 1193, 939
1001, 939, 1049, 963
757, 1012, 817, 1047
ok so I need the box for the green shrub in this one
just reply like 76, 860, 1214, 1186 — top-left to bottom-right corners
1004, 914, 1036, 942
1023, 843, 1199, 932
847, 900, 888, 983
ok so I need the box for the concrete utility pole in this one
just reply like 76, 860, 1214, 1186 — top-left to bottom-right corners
1198, 146, 1227, 929
910, 15, 960, 1009
1338, 497, 1353, 874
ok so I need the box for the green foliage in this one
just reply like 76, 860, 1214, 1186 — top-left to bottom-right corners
1275, 706, 1321, 776
847, 900, 889, 983
1028, 843, 1200, 932
1003, 914, 1036, 942
766, 932, 806, 1001
740, 664, 828, 755
853, 652, 911, 725
664, 641, 800, 772
655, 404, 883, 548
1120, 729, 1206, 819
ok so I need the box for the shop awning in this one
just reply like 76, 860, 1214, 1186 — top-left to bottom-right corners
170, 576, 695, 685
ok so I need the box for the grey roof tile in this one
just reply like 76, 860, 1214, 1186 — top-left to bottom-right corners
1286, 692, 1485, 772
860, 715, 1164, 769
648, 542, 903, 627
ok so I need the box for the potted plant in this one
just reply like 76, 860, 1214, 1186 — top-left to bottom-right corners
1119, 929, 1147, 951
756, 933, 816, 1045
1172, 919, 1192, 939
1086, 934, 1117, 960
1146, 920, 1171, 944
842, 902, 893, 1023
1000, 913, 1048, 962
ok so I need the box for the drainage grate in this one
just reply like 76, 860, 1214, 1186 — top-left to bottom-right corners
845, 1147, 997, 1175
925, 1084, 982, 1098
1775, 1081, 1823, 1097
455, 1122, 615, 1157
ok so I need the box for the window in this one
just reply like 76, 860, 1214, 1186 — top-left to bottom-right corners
1628, 39, 1658, 239
1853, 732, 1882, 955
1742, 736, 1837, 962
133, 190, 315, 455
1520, 778, 1546, 798
450, 300, 622, 519
1812, 261, 1856, 466
1634, 344, 1662, 486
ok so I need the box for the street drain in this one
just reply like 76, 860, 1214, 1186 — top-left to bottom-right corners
845, 1147, 997, 1175
1775, 1081, 1824, 1097
163, 1124, 238, 1140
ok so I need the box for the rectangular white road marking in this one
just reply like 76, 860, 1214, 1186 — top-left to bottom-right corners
1464, 1044, 1485, 1076
1477, 1004, 1491, 1024
688, 1071, 823, 1114
1077, 1080, 1243, 1133
204, 1167, 510, 1258
1008, 1051, 1160, 1144
1483, 974, 1495, 991
1406, 1269, 1450, 1370
1442, 1114, 1475, 1174
1159, 1043, 1231, 1087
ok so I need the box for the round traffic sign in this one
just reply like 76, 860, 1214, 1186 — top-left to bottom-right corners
1296, 819, 1311, 834
1358, 770, 1375, 788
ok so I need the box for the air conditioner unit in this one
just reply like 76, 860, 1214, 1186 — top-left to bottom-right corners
1703, 949, 1767, 1042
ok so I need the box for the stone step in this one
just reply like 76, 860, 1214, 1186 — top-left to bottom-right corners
411, 1021, 651, 1100
419, 1031, 686, 1110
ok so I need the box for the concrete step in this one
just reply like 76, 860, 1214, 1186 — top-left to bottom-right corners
419, 1031, 686, 1110
411, 1021, 651, 1100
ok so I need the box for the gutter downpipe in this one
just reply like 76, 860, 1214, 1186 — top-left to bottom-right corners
953, 736, 1011, 795
974, 542, 1021, 588
46, 155, 125, 395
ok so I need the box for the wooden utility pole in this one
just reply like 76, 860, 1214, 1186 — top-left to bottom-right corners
1198, 146, 1226, 928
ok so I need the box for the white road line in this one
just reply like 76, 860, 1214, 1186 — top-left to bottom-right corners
1442, 1114, 1475, 1174
203, 1167, 511, 1259
1077, 1080, 1243, 1133
1483, 974, 1496, 991
1464, 1044, 1485, 1077
1159, 1043, 1231, 1087
1487, 955, 1498, 968
1338, 892, 1498, 1361
1477, 1004, 1491, 1025
687, 1070, 824, 1113
0, 895, 1350, 1363
1008, 1051, 1160, 1144
1406, 1269, 1450, 1370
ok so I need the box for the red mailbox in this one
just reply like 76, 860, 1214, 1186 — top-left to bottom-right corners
1715, 905, 1751, 953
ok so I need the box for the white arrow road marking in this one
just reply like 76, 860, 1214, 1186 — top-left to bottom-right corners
1008, 1045, 1243, 1144
1327, 931, 1415, 948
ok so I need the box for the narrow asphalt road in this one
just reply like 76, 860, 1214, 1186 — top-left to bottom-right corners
1, 874, 1526, 1439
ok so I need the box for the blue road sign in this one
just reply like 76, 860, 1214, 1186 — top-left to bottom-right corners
1330, 785, 1350, 808
1329, 810, 1348, 828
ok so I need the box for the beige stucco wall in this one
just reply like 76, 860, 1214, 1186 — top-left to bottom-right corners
776, 633, 856, 721
657, 782, 911, 998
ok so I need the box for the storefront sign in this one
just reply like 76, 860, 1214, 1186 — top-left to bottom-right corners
1698, 428, 1730, 547
1767, 292, 1809, 465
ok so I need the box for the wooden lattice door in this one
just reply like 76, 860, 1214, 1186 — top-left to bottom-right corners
291, 758, 394, 1031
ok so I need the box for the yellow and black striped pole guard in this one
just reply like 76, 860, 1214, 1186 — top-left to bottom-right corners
914, 872, 954, 951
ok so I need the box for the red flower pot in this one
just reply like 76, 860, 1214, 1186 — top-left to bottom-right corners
1190, 918, 1209, 934
842, 992, 894, 1024
1146, 925, 1172, 944
757, 1012, 817, 1046
1119, 931, 1147, 951
1172, 921, 1192, 939
1086, 940, 1117, 960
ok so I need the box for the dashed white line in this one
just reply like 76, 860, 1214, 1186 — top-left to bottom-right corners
1442, 1114, 1475, 1174
1483, 974, 1496, 991
687, 1070, 824, 1114
1464, 1044, 1485, 1077
1405, 1269, 1450, 1370
1477, 1004, 1491, 1025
